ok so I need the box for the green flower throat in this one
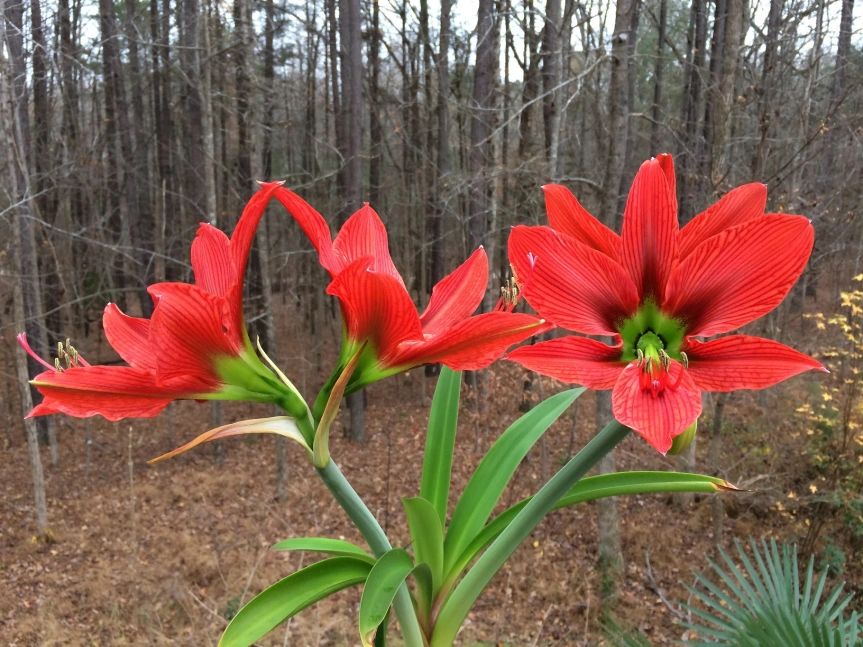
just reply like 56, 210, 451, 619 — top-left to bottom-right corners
618, 302, 686, 365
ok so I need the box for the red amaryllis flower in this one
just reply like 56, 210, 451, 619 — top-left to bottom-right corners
507, 155, 825, 453
20, 182, 307, 423
273, 188, 545, 396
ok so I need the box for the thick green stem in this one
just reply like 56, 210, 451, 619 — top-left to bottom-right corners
317, 459, 426, 647
431, 420, 631, 646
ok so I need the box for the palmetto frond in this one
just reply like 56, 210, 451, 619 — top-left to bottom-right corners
685, 538, 861, 646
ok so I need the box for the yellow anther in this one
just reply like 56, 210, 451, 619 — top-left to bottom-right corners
644, 356, 653, 372
636, 348, 644, 367
510, 264, 521, 289
659, 349, 670, 371
54, 357, 62, 372
500, 276, 521, 307
681, 351, 689, 370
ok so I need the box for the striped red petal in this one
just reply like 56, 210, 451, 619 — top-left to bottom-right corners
542, 184, 621, 259
29, 366, 177, 420
656, 153, 678, 214
102, 303, 156, 371
333, 205, 404, 284
392, 311, 544, 371
509, 225, 639, 335
663, 214, 814, 336
147, 282, 237, 389
272, 186, 340, 274
230, 181, 284, 281
420, 247, 487, 335
620, 157, 679, 304
677, 183, 768, 259
612, 360, 702, 454
506, 335, 625, 389
684, 335, 826, 392
191, 224, 236, 297
326, 258, 423, 362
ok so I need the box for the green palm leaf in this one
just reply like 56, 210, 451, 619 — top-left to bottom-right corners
685, 538, 862, 646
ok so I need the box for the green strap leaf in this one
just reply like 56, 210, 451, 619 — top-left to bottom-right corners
271, 537, 375, 564
443, 388, 583, 573
443, 471, 737, 588
402, 497, 445, 602
359, 549, 431, 647
420, 367, 461, 526
219, 557, 371, 647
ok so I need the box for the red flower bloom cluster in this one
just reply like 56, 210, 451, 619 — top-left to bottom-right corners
20, 183, 305, 421
273, 188, 544, 394
507, 155, 825, 453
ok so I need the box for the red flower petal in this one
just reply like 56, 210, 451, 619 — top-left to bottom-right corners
506, 335, 625, 389
333, 205, 404, 284
392, 312, 544, 371
102, 303, 156, 371
420, 247, 487, 335
509, 225, 639, 335
272, 186, 341, 274
326, 258, 423, 362
230, 181, 284, 280
663, 214, 814, 336
147, 282, 237, 389
677, 183, 768, 259
612, 360, 702, 454
656, 153, 677, 214
191, 224, 236, 297
684, 335, 826, 392
542, 184, 621, 259
29, 367, 176, 420
221, 182, 283, 342
620, 157, 679, 303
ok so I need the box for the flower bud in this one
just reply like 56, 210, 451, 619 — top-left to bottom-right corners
668, 419, 697, 456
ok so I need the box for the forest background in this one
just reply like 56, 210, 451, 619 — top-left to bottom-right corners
1, 0, 862, 642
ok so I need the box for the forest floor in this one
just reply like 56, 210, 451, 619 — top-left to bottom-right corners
0, 319, 842, 646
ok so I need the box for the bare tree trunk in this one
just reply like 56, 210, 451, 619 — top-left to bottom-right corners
260, 0, 288, 501
368, 0, 382, 208
542, 0, 562, 179
469, 0, 497, 310
181, 0, 207, 221
708, 0, 744, 186
201, 0, 218, 224
821, 0, 854, 181
596, 0, 636, 609
751, 0, 781, 178
2, 2, 50, 535
153, 0, 176, 252
100, 0, 151, 315
678, 0, 707, 220
339, 0, 366, 443
234, 0, 253, 194
29, 0, 49, 219
430, 0, 451, 294
649, 0, 667, 154
124, 0, 154, 262
4, 0, 56, 460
